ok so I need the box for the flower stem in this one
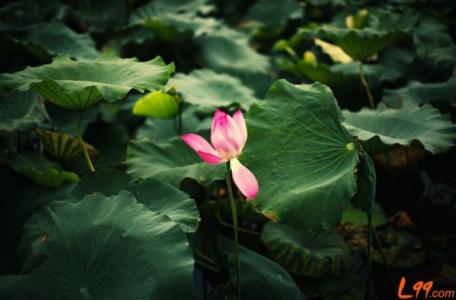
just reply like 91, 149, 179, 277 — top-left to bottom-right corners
77, 110, 95, 173
359, 62, 375, 109
365, 212, 372, 300
226, 161, 241, 300
176, 101, 183, 135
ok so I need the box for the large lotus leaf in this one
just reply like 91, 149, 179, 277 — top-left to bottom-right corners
4, 191, 194, 300
342, 103, 456, 154
21, 22, 98, 59
243, 80, 358, 231
127, 136, 224, 186
314, 26, 399, 61
72, 168, 132, 197
168, 69, 257, 109
0, 90, 46, 132
7, 153, 79, 187
70, 0, 128, 33
197, 26, 270, 75
245, 0, 302, 27
260, 222, 351, 277
0, 56, 174, 109
130, 0, 216, 42
72, 170, 199, 232
222, 238, 304, 300
131, 177, 200, 233
383, 77, 456, 107
413, 17, 456, 69
0, 0, 68, 32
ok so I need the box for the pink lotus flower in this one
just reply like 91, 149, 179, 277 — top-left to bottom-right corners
181, 110, 259, 200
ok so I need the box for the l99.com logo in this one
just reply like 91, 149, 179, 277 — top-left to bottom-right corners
398, 277, 455, 299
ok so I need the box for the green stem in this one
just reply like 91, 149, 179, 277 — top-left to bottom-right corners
77, 110, 95, 172
177, 102, 183, 135
365, 213, 372, 300
359, 62, 375, 109
372, 226, 393, 280
226, 161, 241, 300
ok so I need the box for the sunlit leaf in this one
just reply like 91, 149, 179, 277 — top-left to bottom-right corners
243, 80, 359, 231
0, 56, 174, 109
315, 38, 352, 63
133, 90, 178, 119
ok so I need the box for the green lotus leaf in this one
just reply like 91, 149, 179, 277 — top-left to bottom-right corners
343, 103, 456, 154
383, 77, 456, 107
130, 0, 216, 42
0, 90, 46, 132
127, 136, 224, 186
314, 26, 400, 61
132, 177, 200, 232
197, 26, 270, 75
133, 90, 178, 119
7, 153, 79, 187
413, 17, 456, 69
245, 0, 302, 27
169, 69, 257, 109
260, 222, 351, 277
21, 22, 98, 59
0, 56, 174, 110
73, 170, 200, 232
69, 0, 128, 33
3, 191, 194, 299
72, 168, 132, 197
243, 80, 358, 231
222, 238, 304, 300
